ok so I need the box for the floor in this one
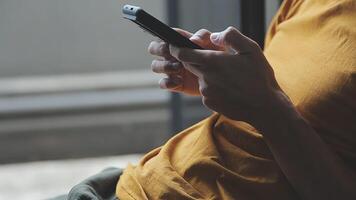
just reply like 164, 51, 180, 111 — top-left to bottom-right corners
0, 154, 142, 200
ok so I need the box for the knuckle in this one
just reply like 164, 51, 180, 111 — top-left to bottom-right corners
158, 43, 168, 55
226, 26, 236, 32
224, 27, 236, 41
250, 40, 261, 50
196, 29, 210, 36
162, 61, 172, 71
152, 60, 173, 73
192, 29, 211, 44
198, 28, 209, 33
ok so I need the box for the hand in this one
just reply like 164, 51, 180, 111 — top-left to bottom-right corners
148, 28, 222, 96
169, 26, 284, 124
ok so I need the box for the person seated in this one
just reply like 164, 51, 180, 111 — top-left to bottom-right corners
63, 0, 356, 199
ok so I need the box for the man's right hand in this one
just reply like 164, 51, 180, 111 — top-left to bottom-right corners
148, 28, 221, 96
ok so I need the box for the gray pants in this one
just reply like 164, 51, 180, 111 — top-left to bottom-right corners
49, 167, 122, 200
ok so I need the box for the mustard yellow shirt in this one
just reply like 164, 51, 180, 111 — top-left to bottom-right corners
116, 0, 356, 199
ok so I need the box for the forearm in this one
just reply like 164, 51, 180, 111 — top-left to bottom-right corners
253, 91, 356, 200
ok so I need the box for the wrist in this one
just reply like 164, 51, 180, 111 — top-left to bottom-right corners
250, 90, 297, 130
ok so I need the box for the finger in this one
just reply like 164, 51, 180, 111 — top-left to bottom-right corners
173, 28, 193, 38
190, 29, 211, 46
210, 26, 259, 53
189, 29, 225, 51
169, 45, 221, 65
148, 41, 172, 59
151, 60, 182, 74
158, 77, 183, 90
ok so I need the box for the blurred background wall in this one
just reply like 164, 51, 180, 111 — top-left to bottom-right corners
0, 0, 171, 164
0, 0, 281, 166
0, 0, 280, 199
0, 0, 263, 164
0, 0, 165, 77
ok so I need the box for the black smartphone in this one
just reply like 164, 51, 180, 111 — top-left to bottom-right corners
122, 5, 203, 49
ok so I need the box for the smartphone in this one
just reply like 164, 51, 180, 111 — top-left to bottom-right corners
122, 5, 203, 49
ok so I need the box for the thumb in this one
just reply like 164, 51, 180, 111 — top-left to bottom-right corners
210, 26, 259, 53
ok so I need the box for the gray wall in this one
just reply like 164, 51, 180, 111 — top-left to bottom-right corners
0, 0, 279, 78
179, 0, 240, 33
0, 0, 165, 78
